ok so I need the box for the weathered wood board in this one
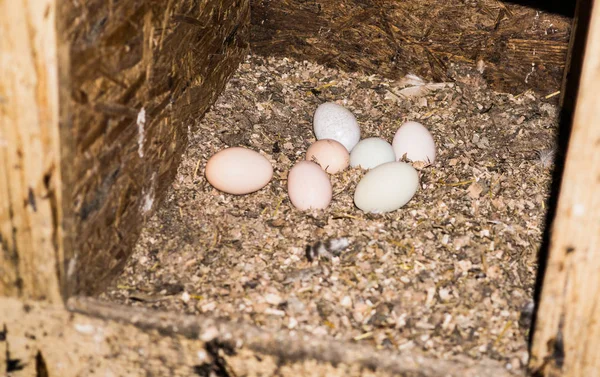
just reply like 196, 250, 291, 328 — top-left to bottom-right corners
0, 296, 516, 377
0, 0, 65, 302
250, 0, 571, 95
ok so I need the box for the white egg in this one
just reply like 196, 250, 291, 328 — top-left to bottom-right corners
354, 162, 419, 213
350, 137, 396, 169
313, 102, 360, 152
392, 121, 436, 163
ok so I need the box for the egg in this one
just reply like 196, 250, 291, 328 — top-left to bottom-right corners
287, 161, 332, 210
392, 121, 436, 163
354, 162, 419, 213
350, 137, 396, 169
306, 139, 350, 174
205, 147, 273, 195
313, 102, 361, 151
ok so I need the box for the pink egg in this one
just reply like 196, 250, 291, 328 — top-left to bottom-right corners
305, 139, 350, 174
205, 147, 273, 195
287, 161, 332, 210
392, 121, 436, 163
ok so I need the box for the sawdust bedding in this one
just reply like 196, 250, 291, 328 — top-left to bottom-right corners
102, 54, 558, 370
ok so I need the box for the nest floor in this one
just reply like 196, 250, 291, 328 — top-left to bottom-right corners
102, 54, 558, 370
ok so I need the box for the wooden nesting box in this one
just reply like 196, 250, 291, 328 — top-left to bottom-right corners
1, 0, 599, 376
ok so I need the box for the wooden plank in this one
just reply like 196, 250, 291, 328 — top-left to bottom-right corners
250, 0, 571, 95
58, 0, 250, 297
0, 296, 516, 377
0, 0, 64, 302
529, 0, 600, 375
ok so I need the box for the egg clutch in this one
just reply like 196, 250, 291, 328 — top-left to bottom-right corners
204, 102, 436, 213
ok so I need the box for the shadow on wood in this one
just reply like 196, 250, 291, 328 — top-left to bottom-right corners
505, 0, 575, 16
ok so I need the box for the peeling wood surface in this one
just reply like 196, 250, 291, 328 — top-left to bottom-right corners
59, 0, 250, 296
0, 297, 516, 377
529, 0, 600, 375
0, 0, 64, 302
250, 0, 570, 95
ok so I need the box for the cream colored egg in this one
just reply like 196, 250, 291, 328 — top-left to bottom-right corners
306, 139, 350, 174
354, 161, 419, 213
287, 161, 332, 210
392, 121, 436, 163
205, 147, 273, 195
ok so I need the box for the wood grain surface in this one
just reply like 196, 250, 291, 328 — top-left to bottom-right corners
0, 0, 64, 302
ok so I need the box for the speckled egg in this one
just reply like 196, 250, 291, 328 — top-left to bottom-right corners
350, 137, 396, 169
354, 162, 419, 213
392, 121, 436, 163
313, 102, 361, 152
306, 139, 350, 174
205, 147, 273, 195
287, 161, 332, 210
